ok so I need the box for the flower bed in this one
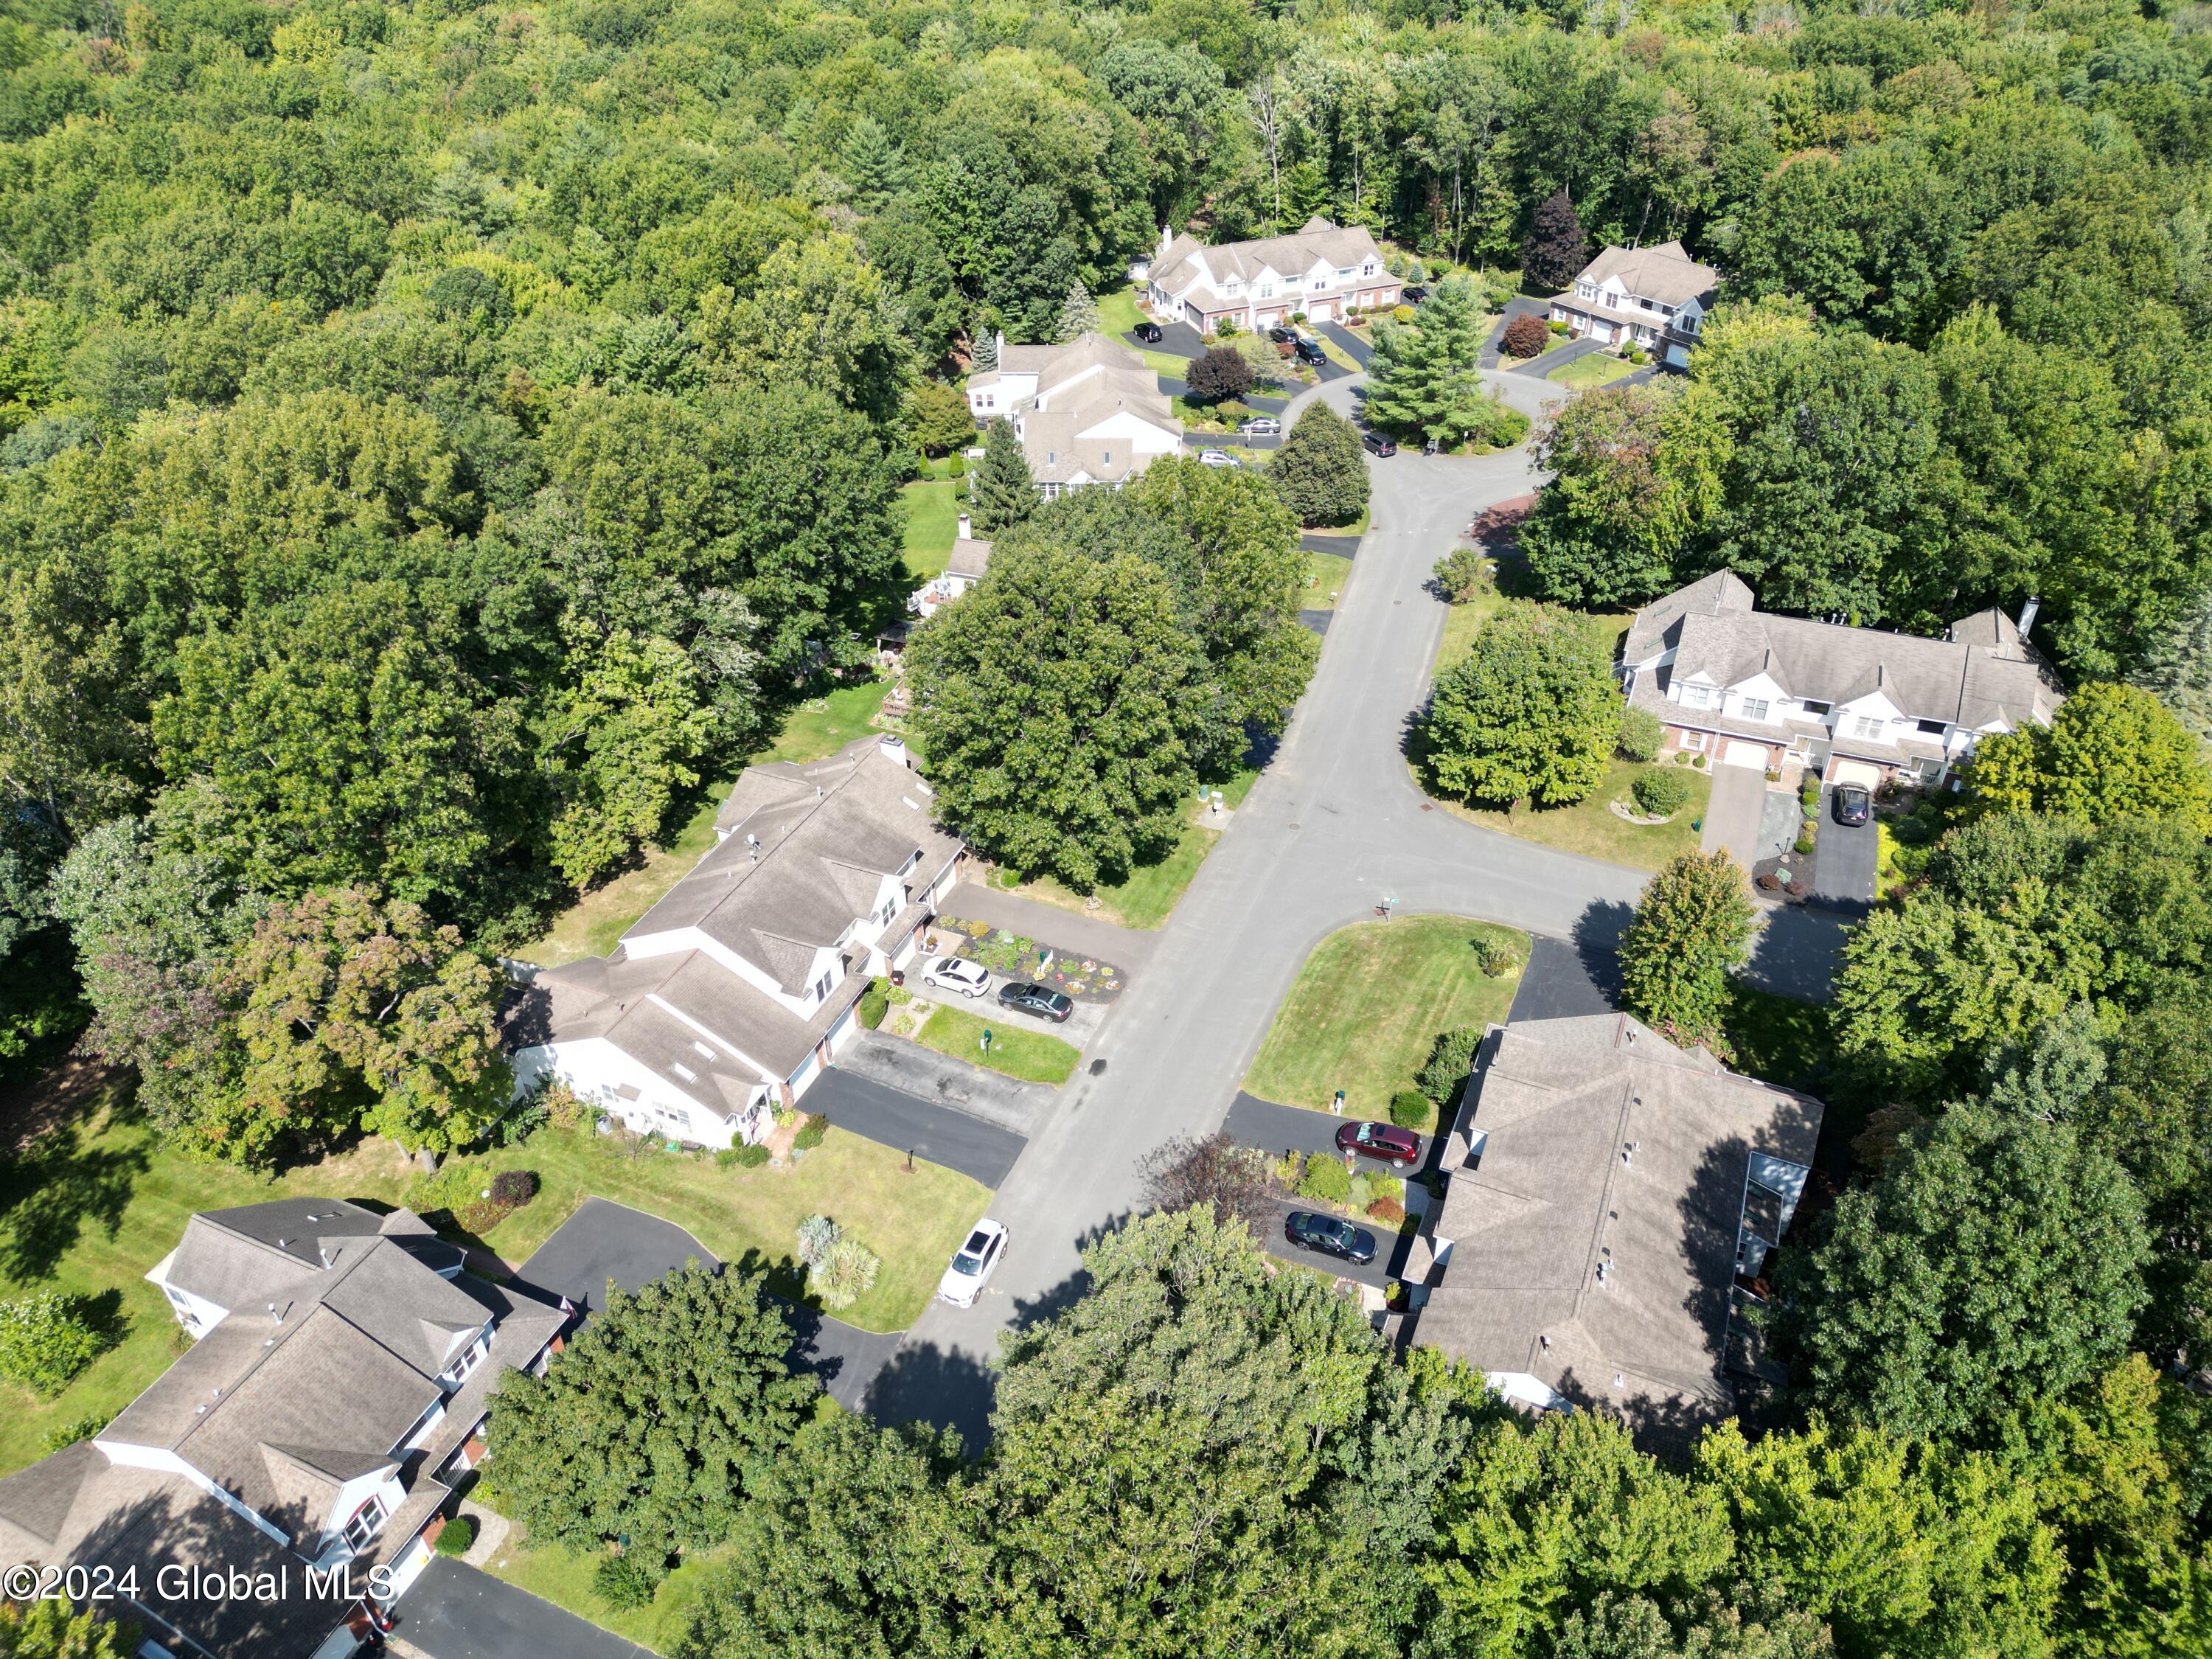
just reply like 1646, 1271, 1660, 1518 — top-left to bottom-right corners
933, 917, 1125, 1001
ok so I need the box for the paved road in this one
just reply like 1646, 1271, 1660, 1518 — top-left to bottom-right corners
830, 1029, 1054, 1136
1301, 533, 1361, 559
870, 366, 1846, 1446
803, 1060, 1029, 1186
397, 1558, 652, 1659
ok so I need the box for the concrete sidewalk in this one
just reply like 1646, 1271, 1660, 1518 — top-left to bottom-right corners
944, 880, 1158, 966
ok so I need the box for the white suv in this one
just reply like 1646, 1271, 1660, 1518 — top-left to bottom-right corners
922, 956, 991, 998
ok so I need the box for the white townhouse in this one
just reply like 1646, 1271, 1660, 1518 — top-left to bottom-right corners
1548, 240, 1719, 369
965, 330, 1183, 499
0, 1198, 566, 1658
908, 514, 992, 619
1621, 572, 2066, 787
509, 734, 967, 1147
1147, 216, 1400, 333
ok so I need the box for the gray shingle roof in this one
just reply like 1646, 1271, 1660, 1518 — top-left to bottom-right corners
1571, 240, 1719, 308
1153, 218, 1385, 307
1418, 1015, 1821, 1432
1624, 571, 2064, 732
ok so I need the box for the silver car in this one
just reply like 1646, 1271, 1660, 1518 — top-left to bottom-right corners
1239, 417, 1281, 437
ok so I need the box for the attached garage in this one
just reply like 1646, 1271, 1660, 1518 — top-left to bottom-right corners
1722, 740, 1770, 770
1830, 759, 1883, 789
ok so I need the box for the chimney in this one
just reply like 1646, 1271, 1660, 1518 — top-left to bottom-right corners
956, 512, 973, 540
995, 328, 1007, 366
2017, 594, 2039, 639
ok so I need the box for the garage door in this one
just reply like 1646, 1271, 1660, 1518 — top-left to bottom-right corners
1722, 740, 1770, 770
1831, 759, 1883, 789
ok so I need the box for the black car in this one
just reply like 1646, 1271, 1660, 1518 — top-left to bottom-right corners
997, 981, 1074, 1023
1267, 324, 1298, 344
1832, 783, 1873, 827
1294, 337, 1327, 366
1285, 1210, 1377, 1265
1362, 431, 1398, 457
1133, 321, 1164, 343
1403, 285, 1429, 303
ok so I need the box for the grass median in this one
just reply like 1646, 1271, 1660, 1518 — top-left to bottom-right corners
918, 1004, 1081, 1085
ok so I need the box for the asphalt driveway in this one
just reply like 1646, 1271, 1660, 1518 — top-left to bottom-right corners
1508, 933, 1620, 1022
1125, 319, 1206, 358
1810, 790, 1879, 916
397, 1558, 651, 1659
1318, 321, 1373, 367
1225, 1093, 1430, 1167
1256, 1194, 1393, 1288
805, 1056, 1030, 1185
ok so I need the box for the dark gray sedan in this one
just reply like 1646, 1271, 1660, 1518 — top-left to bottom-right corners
997, 981, 1074, 1023
1284, 1210, 1377, 1265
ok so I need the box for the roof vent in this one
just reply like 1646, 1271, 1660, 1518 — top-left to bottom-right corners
318, 1248, 332, 1269
1613, 1372, 1625, 1391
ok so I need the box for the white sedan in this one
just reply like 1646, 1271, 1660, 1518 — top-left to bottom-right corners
937, 1219, 1009, 1307
1198, 448, 1241, 468
922, 956, 991, 998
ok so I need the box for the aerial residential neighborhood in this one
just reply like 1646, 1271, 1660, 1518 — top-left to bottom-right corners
1, 2, 2209, 1658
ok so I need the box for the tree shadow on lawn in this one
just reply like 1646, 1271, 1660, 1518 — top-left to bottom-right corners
0, 1119, 150, 1281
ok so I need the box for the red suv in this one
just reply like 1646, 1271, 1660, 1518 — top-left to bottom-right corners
1335, 1120, 1421, 1166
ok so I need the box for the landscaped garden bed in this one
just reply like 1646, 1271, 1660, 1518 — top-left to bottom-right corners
931, 917, 1126, 1001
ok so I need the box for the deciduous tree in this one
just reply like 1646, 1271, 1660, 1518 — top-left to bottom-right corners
1267, 402, 1369, 528
1618, 849, 1759, 1048
1522, 188, 1590, 289
1424, 603, 1618, 807
1968, 683, 2212, 833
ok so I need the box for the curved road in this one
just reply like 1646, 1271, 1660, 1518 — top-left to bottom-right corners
868, 372, 1843, 1444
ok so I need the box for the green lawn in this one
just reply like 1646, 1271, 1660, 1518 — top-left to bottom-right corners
1098, 285, 1144, 336
992, 768, 1259, 930
1438, 757, 1711, 872
456, 1122, 988, 1332
479, 1529, 725, 1655
901, 476, 963, 580
1305, 552, 1353, 612
1245, 917, 1526, 1119
917, 1005, 1081, 1084
1549, 352, 1638, 390
1140, 347, 1192, 378
519, 679, 892, 969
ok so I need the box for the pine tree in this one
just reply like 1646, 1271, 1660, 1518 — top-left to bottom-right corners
2131, 590, 2212, 742
1522, 188, 1590, 289
969, 417, 1035, 534
838, 116, 903, 209
1364, 276, 1526, 451
1618, 849, 1760, 1048
969, 325, 998, 374
1267, 403, 1369, 528
1055, 279, 1100, 343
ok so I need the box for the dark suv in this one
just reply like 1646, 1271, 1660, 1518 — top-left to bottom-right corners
1832, 783, 1873, 827
1403, 285, 1429, 303
1285, 1211, 1377, 1265
1133, 321, 1164, 343
998, 981, 1074, 1023
1362, 431, 1398, 457
1268, 325, 1298, 344
1294, 337, 1327, 366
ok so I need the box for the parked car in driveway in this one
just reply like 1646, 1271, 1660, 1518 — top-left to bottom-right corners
1832, 783, 1873, 827
997, 981, 1073, 1023
1268, 325, 1299, 344
1361, 431, 1398, 457
1239, 416, 1281, 437
1284, 1210, 1377, 1265
1294, 337, 1327, 366
922, 956, 992, 998
1133, 321, 1163, 343
937, 1219, 1009, 1307
1403, 285, 1429, 303
1337, 1119, 1421, 1165
1198, 448, 1240, 468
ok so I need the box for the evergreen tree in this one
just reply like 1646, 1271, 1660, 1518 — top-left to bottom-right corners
1618, 849, 1760, 1048
1423, 602, 1616, 807
1365, 276, 1527, 451
1267, 402, 1370, 528
968, 326, 998, 374
2130, 588, 2212, 742
968, 417, 1034, 534
1054, 279, 1100, 342
1523, 188, 1590, 289
838, 116, 904, 209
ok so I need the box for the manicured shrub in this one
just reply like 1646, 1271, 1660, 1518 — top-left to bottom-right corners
797, 1213, 841, 1270
1632, 768, 1692, 817
1297, 1153, 1352, 1206
1618, 706, 1665, 762
490, 1169, 538, 1207
434, 1515, 478, 1557
1501, 313, 1549, 359
1417, 1027, 1484, 1105
1432, 546, 1492, 603
1389, 1088, 1432, 1129
1795, 829, 1817, 856
1472, 933, 1517, 976
858, 977, 890, 1029
812, 1235, 880, 1311
793, 1113, 827, 1151
1214, 400, 1252, 425
0, 1295, 105, 1397
718, 1141, 771, 1169
594, 1553, 661, 1610
1186, 345, 1254, 404
1691, 753, 1707, 768
1758, 872, 1784, 891
1367, 1197, 1407, 1226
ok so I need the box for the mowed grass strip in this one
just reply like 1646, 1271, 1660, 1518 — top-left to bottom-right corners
1245, 917, 1526, 1118
1440, 757, 1711, 872
918, 1005, 1081, 1085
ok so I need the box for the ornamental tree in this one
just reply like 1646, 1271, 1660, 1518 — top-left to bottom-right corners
1135, 1131, 1276, 1233
1267, 402, 1369, 527
1775, 1105, 2149, 1446
1500, 311, 1549, 360
1618, 849, 1759, 1048
1054, 279, 1100, 342
1186, 344, 1254, 405
1522, 188, 1590, 289
482, 1264, 817, 1567
1423, 602, 1618, 807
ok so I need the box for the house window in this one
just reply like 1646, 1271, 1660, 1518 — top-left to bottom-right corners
445, 1335, 487, 1387
1102, 450, 1110, 465
1916, 718, 1947, 736
341, 1495, 388, 1553
1361, 260, 1376, 276
1335, 267, 1354, 280
669, 1061, 696, 1082
1851, 715, 1885, 740
1680, 684, 1713, 709
1739, 698, 1771, 722
813, 970, 834, 1001
1679, 731, 1708, 752
1311, 275, 1326, 291
1578, 282, 1596, 299
1257, 282, 1274, 299
1800, 700, 1831, 716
